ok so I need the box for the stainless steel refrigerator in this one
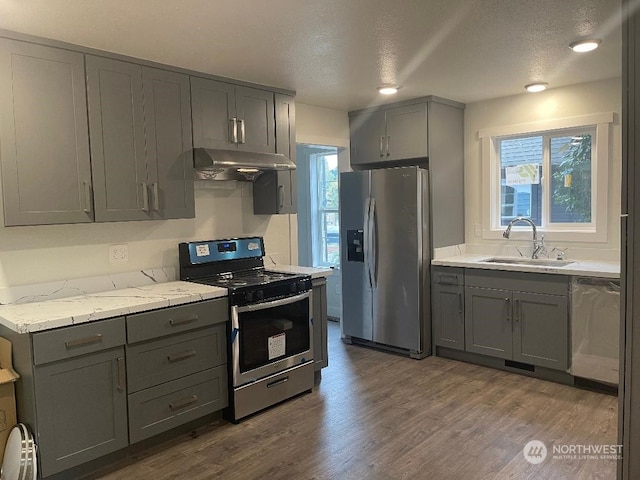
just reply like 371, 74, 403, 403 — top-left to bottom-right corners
340, 166, 431, 358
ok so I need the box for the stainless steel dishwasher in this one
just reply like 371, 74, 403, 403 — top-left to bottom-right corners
570, 277, 620, 385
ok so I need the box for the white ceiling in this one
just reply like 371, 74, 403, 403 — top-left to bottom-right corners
0, 0, 622, 111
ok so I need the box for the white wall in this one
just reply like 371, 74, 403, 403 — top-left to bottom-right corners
464, 77, 622, 260
0, 182, 292, 287
296, 103, 349, 318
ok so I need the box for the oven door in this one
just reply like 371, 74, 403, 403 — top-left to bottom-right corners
231, 291, 313, 387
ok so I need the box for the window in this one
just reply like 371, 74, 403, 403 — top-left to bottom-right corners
480, 113, 613, 242
311, 150, 339, 266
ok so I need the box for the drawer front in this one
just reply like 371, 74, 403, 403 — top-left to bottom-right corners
128, 365, 228, 443
127, 298, 228, 343
465, 269, 568, 296
32, 317, 126, 365
432, 266, 464, 285
126, 324, 226, 393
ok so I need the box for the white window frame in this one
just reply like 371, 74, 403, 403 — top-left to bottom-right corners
479, 112, 614, 243
310, 151, 340, 267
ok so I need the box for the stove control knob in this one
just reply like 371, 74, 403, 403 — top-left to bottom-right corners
256, 290, 264, 301
245, 292, 254, 303
298, 280, 307, 291
290, 282, 297, 293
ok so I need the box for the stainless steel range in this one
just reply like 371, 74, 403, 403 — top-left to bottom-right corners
178, 237, 314, 421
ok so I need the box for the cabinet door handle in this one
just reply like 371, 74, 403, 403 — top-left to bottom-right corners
169, 395, 198, 411
152, 182, 159, 212
167, 349, 197, 363
230, 117, 238, 143
386, 135, 391, 156
278, 185, 285, 209
238, 118, 246, 144
117, 356, 125, 392
65, 334, 103, 349
82, 181, 92, 213
515, 299, 520, 322
169, 315, 199, 326
141, 182, 149, 212
379, 136, 385, 157
458, 292, 463, 314
505, 297, 511, 322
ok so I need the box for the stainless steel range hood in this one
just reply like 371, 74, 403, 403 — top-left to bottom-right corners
193, 148, 295, 181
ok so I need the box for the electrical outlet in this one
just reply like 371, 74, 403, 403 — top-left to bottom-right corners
109, 244, 129, 264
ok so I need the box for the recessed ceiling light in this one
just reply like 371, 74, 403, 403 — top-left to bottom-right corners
569, 39, 601, 53
525, 82, 549, 93
377, 85, 400, 95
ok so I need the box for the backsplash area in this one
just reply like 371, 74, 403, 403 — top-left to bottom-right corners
0, 183, 294, 288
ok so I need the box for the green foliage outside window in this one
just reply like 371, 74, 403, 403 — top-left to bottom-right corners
551, 134, 592, 222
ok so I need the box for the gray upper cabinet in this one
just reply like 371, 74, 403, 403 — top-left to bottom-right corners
348, 97, 464, 249
87, 57, 195, 221
253, 93, 296, 214
142, 67, 195, 219
191, 77, 275, 153
350, 103, 427, 165
87, 56, 148, 221
0, 39, 93, 226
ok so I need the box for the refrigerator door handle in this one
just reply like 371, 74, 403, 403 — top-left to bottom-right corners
370, 198, 377, 286
364, 197, 374, 288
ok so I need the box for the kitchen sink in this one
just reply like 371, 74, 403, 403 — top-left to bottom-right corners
481, 257, 576, 267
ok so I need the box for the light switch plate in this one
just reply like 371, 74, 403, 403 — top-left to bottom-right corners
109, 244, 129, 264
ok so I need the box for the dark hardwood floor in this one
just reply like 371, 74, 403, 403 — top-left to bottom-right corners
96, 321, 617, 480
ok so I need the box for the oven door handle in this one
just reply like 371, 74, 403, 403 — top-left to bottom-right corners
233, 291, 310, 313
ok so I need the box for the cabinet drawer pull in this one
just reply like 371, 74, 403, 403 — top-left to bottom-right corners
169, 395, 198, 411
117, 356, 125, 392
167, 349, 197, 363
65, 334, 103, 349
169, 315, 199, 326
267, 376, 289, 388
439, 274, 458, 285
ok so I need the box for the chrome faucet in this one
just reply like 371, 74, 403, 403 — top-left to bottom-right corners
502, 217, 545, 259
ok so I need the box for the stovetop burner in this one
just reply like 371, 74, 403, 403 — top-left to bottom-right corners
194, 269, 302, 289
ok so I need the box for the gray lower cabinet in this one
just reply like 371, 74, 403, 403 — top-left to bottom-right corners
432, 283, 465, 351
0, 39, 93, 226
87, 56, 194, 221
312, 278, 329, 371
464, 270, 569, 370
191, 77, 275, 154
2, 299, 229, 478
253, 93, 297, 214
432, 266, 465, 351
125, 299, 229, 443
31, 317, 128, 477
